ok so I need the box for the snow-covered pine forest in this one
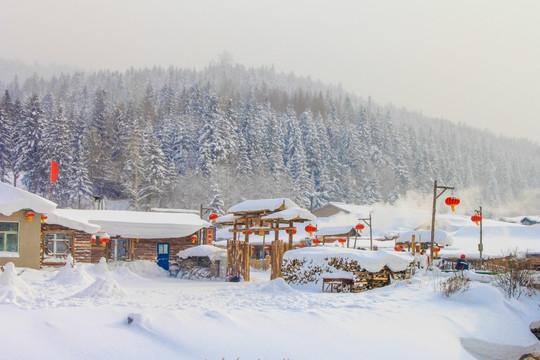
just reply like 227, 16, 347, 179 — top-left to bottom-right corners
0, 59, 539, 213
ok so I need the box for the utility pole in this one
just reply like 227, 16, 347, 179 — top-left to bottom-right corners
474, 206, 483, 269
430, 180, 454, 268
358, 214, 373, 250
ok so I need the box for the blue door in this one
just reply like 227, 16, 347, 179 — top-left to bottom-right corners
157, 242, 170, 270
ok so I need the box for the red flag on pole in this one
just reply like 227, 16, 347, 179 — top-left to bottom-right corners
50, 160, 59, 182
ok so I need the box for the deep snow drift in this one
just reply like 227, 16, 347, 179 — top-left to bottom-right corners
0, 259, 539, 360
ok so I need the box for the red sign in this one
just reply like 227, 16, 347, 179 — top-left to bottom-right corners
206, 228, 214, 244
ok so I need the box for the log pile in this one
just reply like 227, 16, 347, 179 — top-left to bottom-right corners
282, 256, 410, 292
174, 256, 220, 279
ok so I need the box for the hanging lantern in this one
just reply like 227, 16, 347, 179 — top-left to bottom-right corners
434, 246, 441, 253
91, 234, 96, 244
100, 232, 110, 247
445, 197, 460, 212
264, 246, 270, 251
243, 231, 253, 235
394, 245, 404, 252
312, 238, 321, 245
471, 214, 482, 226
355, 223, 365, 233
208, 213, 219, 221
305, 224, 317, 237
337, 238, 347, 246
190, 234, 198, 243
40, 215, 48, 224
286, 229, 297, 235
25, 211, 35, 222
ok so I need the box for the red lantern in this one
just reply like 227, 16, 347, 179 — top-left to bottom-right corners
243, 231, 253, 235
445, 197, 460, 212
25, 211, 35, 222
305, 224, 317, 236
264, 246, 270, 251
190, 234, 198, 243
91, 234, 96, 244
100, 232, 110, 247
40, 215, 48, 224
471, 214, 482, 226
337, 238, 347, 244
394, 245, 404, 252
286, 229, 297, 235
312, 238, 321, 245
208, 213, 219, 221
434, 246, 441, 253
355, 223, 365, 233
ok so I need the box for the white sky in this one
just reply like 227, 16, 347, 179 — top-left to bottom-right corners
1, 0, 539, 143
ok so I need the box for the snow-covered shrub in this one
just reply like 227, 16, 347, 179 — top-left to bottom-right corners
440, 271, 470, 297
494, 254, 536, 299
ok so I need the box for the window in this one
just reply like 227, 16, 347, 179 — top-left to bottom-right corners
43, 232, 73, 261
0, 222, 19, 253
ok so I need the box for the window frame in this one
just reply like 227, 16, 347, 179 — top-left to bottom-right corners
42, 230, 74, 263
0, 221, 20, 254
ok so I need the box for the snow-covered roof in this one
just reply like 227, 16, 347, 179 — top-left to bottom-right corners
177, 245, 226, 261
396, 229, 453, 246
227, 198, 299, 214
214, 214, 242, 224
261, 207, 316, 222
0, 182, 57, 216
45, 209, 210, 239
284, 246, 414, 272
45, 209, 101, 234
315, 225, 356, 237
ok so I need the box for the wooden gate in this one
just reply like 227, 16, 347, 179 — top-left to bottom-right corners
227, 240, 250, 281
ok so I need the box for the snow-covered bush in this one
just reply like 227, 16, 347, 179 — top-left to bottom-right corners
439, 271, 470, 297
494, 254, 536, 299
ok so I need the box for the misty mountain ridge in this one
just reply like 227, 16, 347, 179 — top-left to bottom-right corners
0, 59, 538, 216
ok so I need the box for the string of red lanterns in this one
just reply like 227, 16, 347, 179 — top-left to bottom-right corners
286, 229, 297, 235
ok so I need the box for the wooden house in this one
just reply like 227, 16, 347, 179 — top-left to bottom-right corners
43, 209, 210, 270
0, 182, 57, 269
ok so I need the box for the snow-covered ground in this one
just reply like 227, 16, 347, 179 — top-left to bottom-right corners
1, 259, 539, 360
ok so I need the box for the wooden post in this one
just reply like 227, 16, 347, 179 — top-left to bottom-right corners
369, 213, 373, 251
288, 221, 293, 248
430, 180, 454, 268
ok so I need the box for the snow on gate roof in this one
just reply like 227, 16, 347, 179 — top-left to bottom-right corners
227, 198, 300, 214
0, 182, 57, 216
261, 207, 316, 222
46, 209, 210, 239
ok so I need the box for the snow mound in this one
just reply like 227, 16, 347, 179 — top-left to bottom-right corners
73, 276, 126, 299
111, 266, 145, 282
0, 262, 35, 304
261, 277, 294, 293
120, 260, 168, 278
50, 258, 94, 287
95, 257, 109, 273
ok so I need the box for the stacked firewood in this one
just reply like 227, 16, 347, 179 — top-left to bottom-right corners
282, 256, 410, 291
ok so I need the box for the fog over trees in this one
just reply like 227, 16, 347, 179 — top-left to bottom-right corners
0, 59, 538, 214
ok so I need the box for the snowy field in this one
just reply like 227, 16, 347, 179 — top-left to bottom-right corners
1, 260, 539, 360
